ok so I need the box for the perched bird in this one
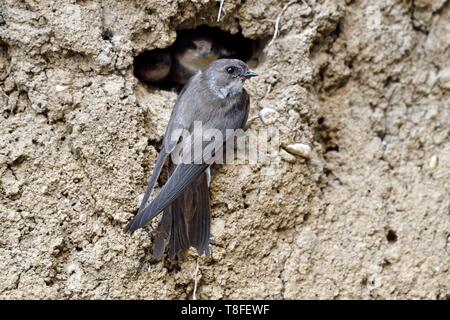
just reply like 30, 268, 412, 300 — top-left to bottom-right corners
170, 35, 220, 85
126, 59, 257, 259
133, 49, 172, 84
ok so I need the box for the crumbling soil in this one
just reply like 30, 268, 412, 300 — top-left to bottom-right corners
0, 0, 449, 299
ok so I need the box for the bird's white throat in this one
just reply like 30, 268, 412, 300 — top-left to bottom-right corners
208, 78, 243, 99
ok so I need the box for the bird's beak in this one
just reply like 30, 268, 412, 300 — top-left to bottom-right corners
242, 70, 258, 79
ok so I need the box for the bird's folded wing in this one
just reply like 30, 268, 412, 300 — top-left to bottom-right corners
136, 150, 167, 214
136, 83, 194, 215
126, 163, 209, 233
127, 130, 220, 234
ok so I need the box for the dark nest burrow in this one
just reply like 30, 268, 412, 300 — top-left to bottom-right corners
133, 26, 261, 90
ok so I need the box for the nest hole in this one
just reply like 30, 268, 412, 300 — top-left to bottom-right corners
133, 26, 260, 90
386, 229, 398, 243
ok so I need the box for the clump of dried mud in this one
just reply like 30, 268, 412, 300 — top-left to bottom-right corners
0, 0, 449, 299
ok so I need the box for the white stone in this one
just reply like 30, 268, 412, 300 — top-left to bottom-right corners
55, 85, 67, 92
429, 155, 438, 169
259, 107, 279, 125
285, 143, 311, 159
211, 218, 225, 238
279, 149, 296, 163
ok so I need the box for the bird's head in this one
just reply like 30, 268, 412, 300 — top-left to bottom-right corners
218, 45, 236, 58
204, 59, 257, 98
185, 39, 213, 58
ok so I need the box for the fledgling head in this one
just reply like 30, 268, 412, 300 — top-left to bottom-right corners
203, 59, 257, 99
176, 36, 219, 69
190, 39, 213, 58
134, 49, 172, 83
217, 44, 236, 58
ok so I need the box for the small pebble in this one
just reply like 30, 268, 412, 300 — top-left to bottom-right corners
429, 155, 438, 170
259, 108, 279, 125
279, 149, 297, 163
285, 143, 311, 159
55, 85, 67, 92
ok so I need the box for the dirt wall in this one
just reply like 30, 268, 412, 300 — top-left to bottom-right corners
0, 0, 449, 299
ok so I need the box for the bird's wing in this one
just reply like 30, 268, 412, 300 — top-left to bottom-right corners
127, 163, 209, 233
126, 91, 250, 233
135, 83, 194, 215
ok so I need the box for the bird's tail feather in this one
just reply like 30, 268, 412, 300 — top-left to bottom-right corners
152, 205, 172, 259
152, 172, 211, 259
166, 197, 190, 259
186, 173, 211, 256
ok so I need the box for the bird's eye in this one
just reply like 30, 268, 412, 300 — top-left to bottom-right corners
226, 66, 235, 74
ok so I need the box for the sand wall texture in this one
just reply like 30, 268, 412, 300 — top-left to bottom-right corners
0, 0, 449, 299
